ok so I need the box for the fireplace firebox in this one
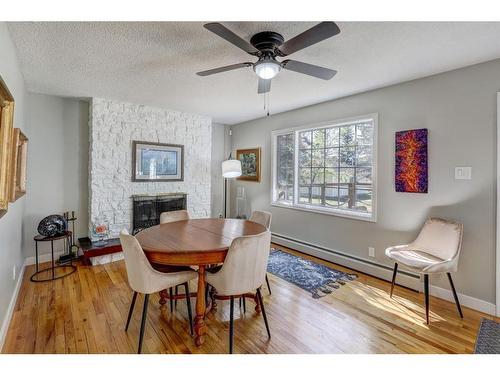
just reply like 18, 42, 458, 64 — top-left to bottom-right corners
132, 193, 187, 234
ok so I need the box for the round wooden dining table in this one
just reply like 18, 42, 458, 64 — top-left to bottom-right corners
135, 218, 267, 346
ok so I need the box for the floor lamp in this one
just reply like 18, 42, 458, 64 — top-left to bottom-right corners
222, 157, 242, 218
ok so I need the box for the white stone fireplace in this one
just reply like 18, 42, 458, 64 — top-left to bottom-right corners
88, 98, 212, 240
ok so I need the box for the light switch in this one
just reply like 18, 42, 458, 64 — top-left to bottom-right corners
455, 167, 472, 180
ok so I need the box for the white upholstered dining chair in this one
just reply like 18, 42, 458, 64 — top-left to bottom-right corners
160, 209, 190, 224
120, 229, 197, 353
385, 217, 464, 324
206, 230, 272, 353
248, 210, 273, 294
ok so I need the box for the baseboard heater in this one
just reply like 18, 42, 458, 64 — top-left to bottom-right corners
271, 232, 421, 292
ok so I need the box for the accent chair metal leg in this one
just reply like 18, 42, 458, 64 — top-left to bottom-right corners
169, 287, 174, 313
184, 282, 194, 336
447, 273, 464, 318
256, 287, 271, 339
390, 263, 398, 298
265, 274, 272, 295
424, 274, 430, 324
229, 296, 234, 354
242, 295, 246, 313
175, 285, 179, 308
138, 294, 149, 354
125, 291, 138, 331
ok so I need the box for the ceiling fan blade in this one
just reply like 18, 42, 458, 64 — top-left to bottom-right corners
282, 60, 337, 80
196, 62, 253, 76
258, 78, 271, 94
278, 22, 340, 56
204, 23, 259, 55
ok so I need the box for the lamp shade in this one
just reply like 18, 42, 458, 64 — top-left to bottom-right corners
222, 159, 242, 178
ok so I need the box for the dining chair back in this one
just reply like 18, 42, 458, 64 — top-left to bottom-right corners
207, 230, 271, 296
160, 209, 190, 224
249, 210, 272, 229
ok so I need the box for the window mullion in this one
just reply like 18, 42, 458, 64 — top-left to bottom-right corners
293, 131, 299, 206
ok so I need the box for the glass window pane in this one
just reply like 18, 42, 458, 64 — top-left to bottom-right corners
299, 131, 312, 149
340, 147, 355, 166
325, 187, 339, 207
299, 186, 310, 203
325, 168, 338, 185
356, 145, 372, 167
310, 168, 324, 185
313, 129, 325, 149
355, 189, 372, 213
339, 168, 355, 183
340, 125, 356, 146
286, 186, 294, 201
311, 186, 323, 205
299, 149, 311, 167
299, 168, 311, 185
326, 127, 339, 147
356, 123, 373, 145
276, 133, 295, 203
356, 167, 372, 185
338, 186, 352, 208
325, 148, 339, 167
312, 149, 324, 167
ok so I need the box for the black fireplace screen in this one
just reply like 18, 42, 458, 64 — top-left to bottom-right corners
132, 194, 187, 234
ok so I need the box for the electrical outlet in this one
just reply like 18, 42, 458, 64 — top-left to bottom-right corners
12, 265, 16, 281
368, 247, 375, 258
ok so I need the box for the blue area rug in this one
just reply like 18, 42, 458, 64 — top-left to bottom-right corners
267, 248, 357, 299
474, 318, 500, 354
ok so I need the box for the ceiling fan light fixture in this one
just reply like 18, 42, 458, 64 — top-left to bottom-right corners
254, 57, 281, 80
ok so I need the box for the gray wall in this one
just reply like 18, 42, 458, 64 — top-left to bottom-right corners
0, 23, 28, 343
23, 93, 89, 257
231, 59, 500, 304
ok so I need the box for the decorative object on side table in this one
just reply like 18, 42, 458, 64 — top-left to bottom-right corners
132, 141, 184, 181
236, 147, 261, 182
92, 222, 109, 247
37, 214, 68, 237
395, 128, 428, 193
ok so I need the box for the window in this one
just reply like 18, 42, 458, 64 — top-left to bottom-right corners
272, 114, 377, 221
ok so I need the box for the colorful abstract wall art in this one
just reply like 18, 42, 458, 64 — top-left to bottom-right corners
395, 128, 428, 193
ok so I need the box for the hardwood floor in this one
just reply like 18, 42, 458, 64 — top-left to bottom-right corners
2, 244, 496, 354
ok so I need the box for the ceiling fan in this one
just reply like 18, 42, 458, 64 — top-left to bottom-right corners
196, 22, 340, 94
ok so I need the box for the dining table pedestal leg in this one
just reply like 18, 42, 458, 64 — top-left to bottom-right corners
194, 265, 207, 346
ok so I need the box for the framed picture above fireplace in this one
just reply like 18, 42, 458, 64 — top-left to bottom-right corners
132, 141, 184, 182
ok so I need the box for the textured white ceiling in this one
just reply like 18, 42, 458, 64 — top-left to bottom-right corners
8, 22, 500, 124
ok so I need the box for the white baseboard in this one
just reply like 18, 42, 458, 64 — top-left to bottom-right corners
272, 232, 496, 316
428, 284, 496, 316
0, 259, 26, 352
272, 233, 421, 291
25, 250, 65, 266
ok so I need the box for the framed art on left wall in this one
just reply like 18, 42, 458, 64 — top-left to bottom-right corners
0, 75, 15, 218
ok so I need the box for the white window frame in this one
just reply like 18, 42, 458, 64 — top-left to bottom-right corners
271, 113, 378, 222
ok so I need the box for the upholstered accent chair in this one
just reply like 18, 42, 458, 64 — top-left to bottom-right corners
248, 210, 273, 294
385, 217, 464, 324
120, 230, 197, 353
160, 209, 190, 224
206, 231, 272, 353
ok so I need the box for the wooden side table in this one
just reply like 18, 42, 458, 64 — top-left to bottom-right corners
31, 231, 77, 282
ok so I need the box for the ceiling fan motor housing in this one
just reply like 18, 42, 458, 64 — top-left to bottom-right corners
250, 31, 285, 53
